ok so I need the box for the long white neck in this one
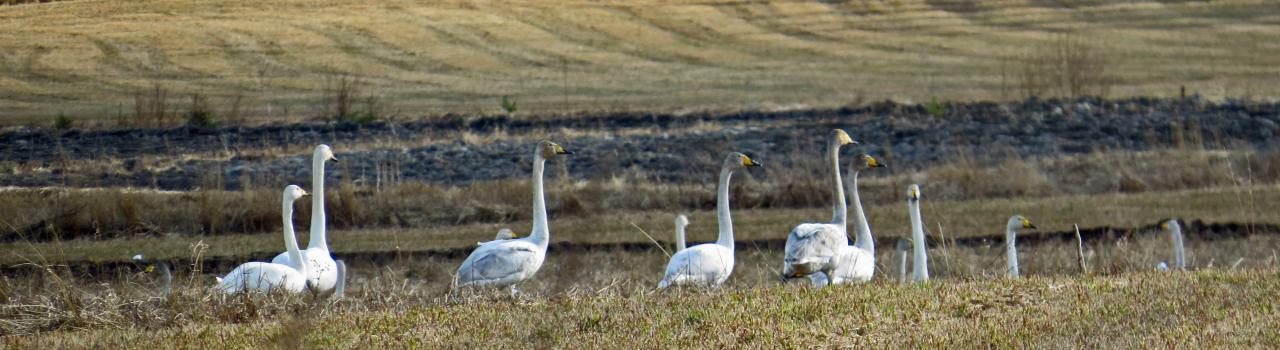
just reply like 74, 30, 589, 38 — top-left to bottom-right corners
909, 200, 928, 281
675, 221, 687, 252
1171, 224, 1185, 270
715, 167, 735, 249
308, 152, 328, 251
1006, 225, 1019, 277
284, 197, 308, 278
529, 155, 550, 248
828, 142, 847, 230
849, 169, 873, 253
896, 243, 909, 282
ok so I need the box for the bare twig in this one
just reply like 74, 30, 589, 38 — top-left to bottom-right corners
1074, 224, 1088, 274
629, 222, 671, 258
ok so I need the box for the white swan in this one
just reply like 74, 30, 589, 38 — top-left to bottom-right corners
816, 154, 886, 286
1004, 215, 1037, 277
895, 238, 911, 282
674, 214, 689, 252
658, 152, 760, 289
455, 141, 572, 295
1156, 219, 1186, 271
478, 228, 519, 246
216, 185, 312, 294
132, 254, 173, 298
334, 260, 347, 300
782, 129, 857, 282
907, 184, 929, 282
271, 145, 339, 295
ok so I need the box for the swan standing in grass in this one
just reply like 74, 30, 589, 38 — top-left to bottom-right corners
271, 145, 339, 295
132, 254, 172, 298
1156, 219, 1186, 271
673, 214, 689, 252
812, 154, 887, 286
907, 184, 929, 282
658, 153, 761, 289
455, 141, 572, 295
782, 129, 857, 282
1004, 215, 1037, 277
216, 185, 313, 294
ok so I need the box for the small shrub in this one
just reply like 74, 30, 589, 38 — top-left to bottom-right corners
501, 95, 517, 114
924, 98, 947, 118
185, 93, 218, 128
53, 114, 73, 130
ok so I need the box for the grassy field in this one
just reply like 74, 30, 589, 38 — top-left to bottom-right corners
6, 269, 1279, 347
2, 0, 1280, 125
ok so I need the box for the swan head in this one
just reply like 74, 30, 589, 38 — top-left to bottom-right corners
831, 129, 858, 146
907, 184, 921, 203
725, 152, 762, 169
496, 228, 517, 240
539, 141, 572, 159
895, 237, 912, 252
315, 144, 338, 162
1159, 218, 1181, 234
284, 185, 309, 202
675, 214, 689, 228
1008, 215, 1036, 230
857, 154, 886, 170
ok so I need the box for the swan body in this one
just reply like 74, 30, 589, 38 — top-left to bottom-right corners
271, 145, 339, 295
817, 154, 886, 286
217, 185, 312, 294
456, 141, 571, 294
908, 184, 929, 282
674, 214, 689, 252
659, 153, 760, 289
1005, 215, 1037, 277
783, 130, 857, 281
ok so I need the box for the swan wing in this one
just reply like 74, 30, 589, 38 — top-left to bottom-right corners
783, 223, 847, 276
457, 240, 541, 286
828, 246, 875, 284
660, 244, 733, 288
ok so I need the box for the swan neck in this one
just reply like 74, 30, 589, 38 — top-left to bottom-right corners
850, 170, 873, 253
530, 156, 549, 247
1006, 226, 1019, 277
715, 167, 735, 249
1172, 225, 1185, 270
675, 223, 686, 252
828, 143, 847, 230
284, 197, 308, 278
309, 153, 328, 251
909, 200, 928, 281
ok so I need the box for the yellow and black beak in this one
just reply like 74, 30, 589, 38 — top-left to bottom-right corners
1160, 223, 1169, 230
867, 156, 886, 168
300, 189, 311, 197
743, 156, 762, 168
330, 155, 339, 163
145, 264, 155, 274
555, 145, 573, 155
1023, 219, 1036, 229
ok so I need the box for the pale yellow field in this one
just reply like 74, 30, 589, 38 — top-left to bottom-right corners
2, 0, 1279, 125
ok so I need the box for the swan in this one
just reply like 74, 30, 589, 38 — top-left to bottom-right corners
895, 238, 911, 282
658, 152, 761, 289
216, 185, 313, 294
271, 145, 339, 296
782, 129, 857, 282
815, 154, 886, 286
1004, 215, 1037, 277
132, 254, 172, 298
907, 184, 929, 282
479, 228, 519, 246
674, 214, 689, 252
1156, 219, 1186, 271
455, 141, 572, 295
334, 260, 347, 300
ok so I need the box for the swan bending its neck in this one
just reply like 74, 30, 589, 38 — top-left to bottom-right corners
907, 184, 928, 282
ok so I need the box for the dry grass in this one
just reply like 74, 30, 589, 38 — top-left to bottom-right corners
2, 0, 1280, 125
